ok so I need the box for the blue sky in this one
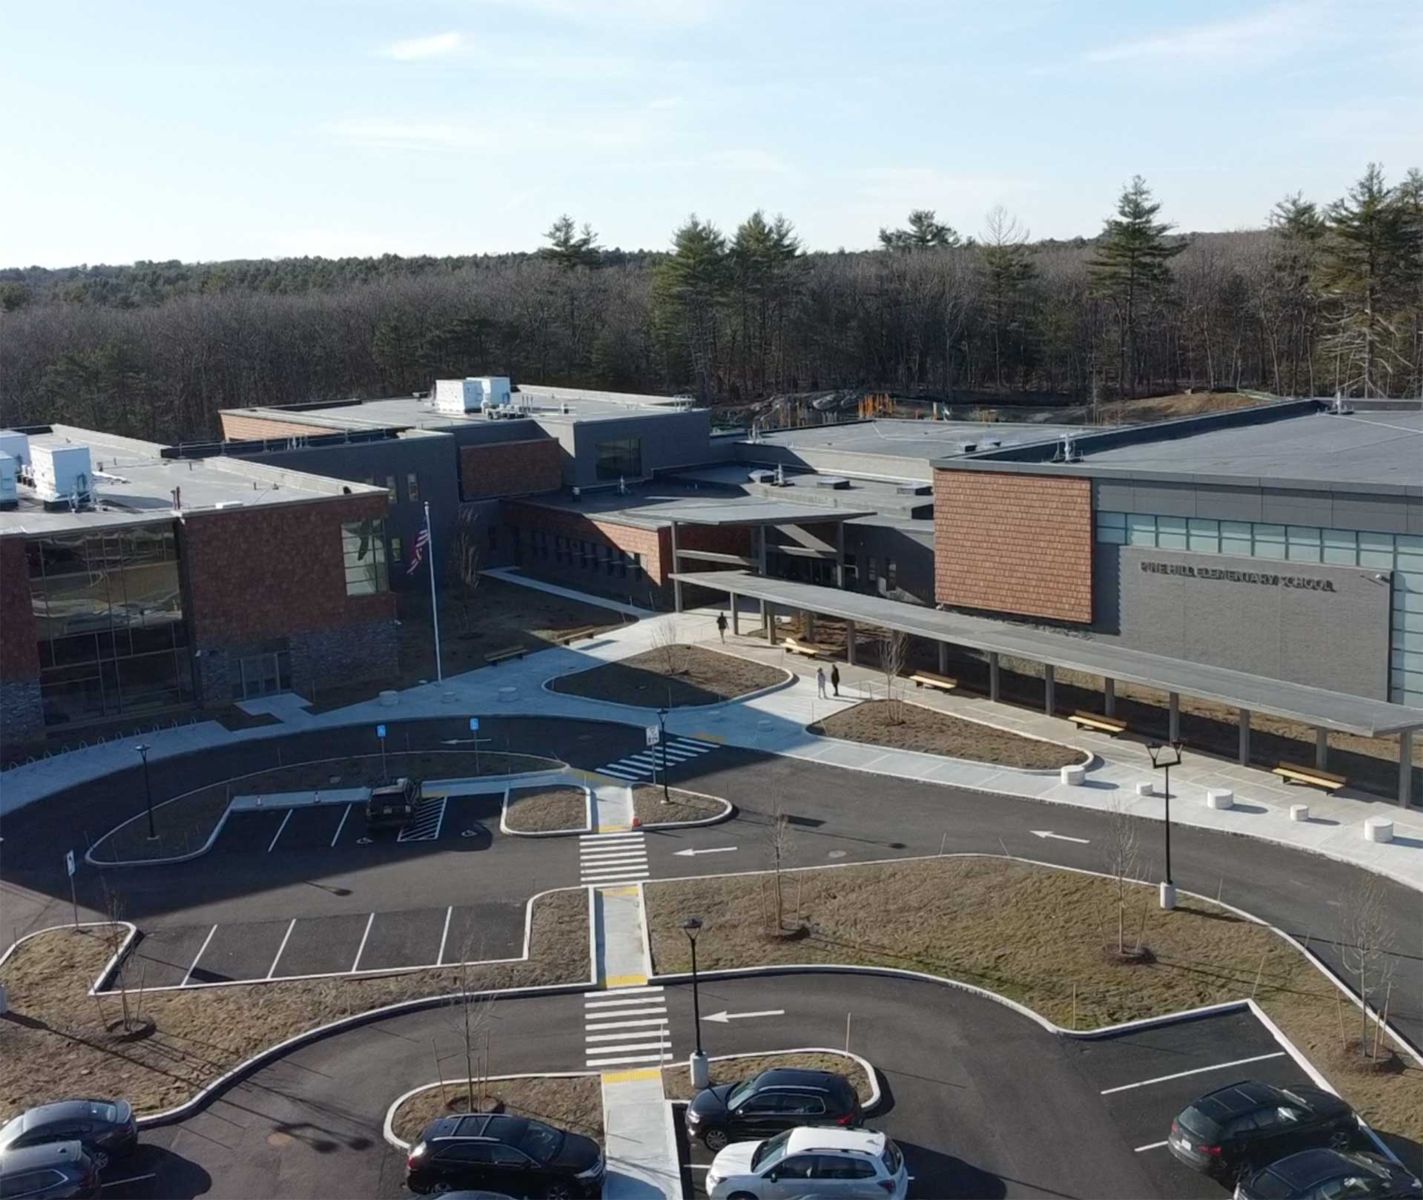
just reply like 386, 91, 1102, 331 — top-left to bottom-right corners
2, 0, 1420, 266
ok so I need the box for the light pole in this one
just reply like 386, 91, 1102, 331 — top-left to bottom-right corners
134, 743, 156, 840
1147, 740, 1182, 910
658, 705, 670, 803
683, 916, 708, 1087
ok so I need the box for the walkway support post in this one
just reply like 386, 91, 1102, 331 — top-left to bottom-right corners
1104, 677, 1116, 717
1402, 730, 1414, 808
1315, 728, 1329, 770
1044, 665, 1055, 716
835, 522, 846, 589
846, 620, 857, 665
988, 652, 1000, 702
937, 642, 948, 674
767, 604, 778, 645
731, 595, 740, 636
670, 520, 683, 613
1238, 709, 1251, 766
1168, 692, 1180, 742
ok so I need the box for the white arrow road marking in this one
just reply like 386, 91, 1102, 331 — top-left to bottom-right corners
673, 846, 738, 857
1030, 829, 1090, 844
702, 1009, 785, 1023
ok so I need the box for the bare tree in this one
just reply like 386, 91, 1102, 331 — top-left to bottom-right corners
651, 618, 682, 677
98, 884, 137, 1032
764, 799, 797, 932
452, 514, 483, 634
1102, 796, 1140, 956
878, 630, 907, 724
447, 945, 498, 1111
1337, 876, 1396, 1061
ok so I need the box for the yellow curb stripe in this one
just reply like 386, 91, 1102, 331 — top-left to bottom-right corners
600, 885, 640, 898
598, 824, 632, 833
602, 1067, 662, 1084
604, 972, 648, 988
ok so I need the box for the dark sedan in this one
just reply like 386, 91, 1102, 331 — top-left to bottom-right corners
0, 1101, 136, 1170
684, 1068, 862, 1152
1169, 1080, 1358, 1181
0, 1141, 101, 1199
1236, 1148, 1422, 1199
405, 1113, 603, 1198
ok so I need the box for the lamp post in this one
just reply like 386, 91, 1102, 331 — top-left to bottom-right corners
683, 916, 708, 1087
134, 743, 156, 840
658, 704, 670, 803
1147, 740, 1183, 910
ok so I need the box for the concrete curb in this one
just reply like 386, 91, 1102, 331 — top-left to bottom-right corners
539, 647, 797, 716
500, 782, 595, 837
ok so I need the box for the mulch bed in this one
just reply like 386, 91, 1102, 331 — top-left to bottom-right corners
505, 786, 589, 833
391, 1074, 603, 1145
631, 786, 725, 827
551, 645, 784, 707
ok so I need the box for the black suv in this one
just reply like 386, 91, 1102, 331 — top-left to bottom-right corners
684, 1068, 863, 1152
366, 778, 420, 831
1237, 1148, 1423, 1199
405, 1113, 603, 1198
1168, 1080, 1358, 1181
0, 1100, 136, 1170
0, 1142, 101, 1199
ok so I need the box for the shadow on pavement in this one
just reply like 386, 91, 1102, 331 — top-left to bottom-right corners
105, 1144, 212, 1198
900, 1143, 1006, 1199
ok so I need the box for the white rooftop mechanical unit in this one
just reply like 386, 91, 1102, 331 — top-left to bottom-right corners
433, 376, 513, 416
0, 453, 17, 510
31, 443, 94, 508
0, 429, 30, 466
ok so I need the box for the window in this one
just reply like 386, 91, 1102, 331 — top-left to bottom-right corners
886, 560, 898, 589
815, 1156, 875, 1180
342, 518, 389, 595
1156, 515, 1187, 550
1095, 510, 1127, 545
773, 1155, 817, 1180
384, 475, 397, 502
1286, 526, 1322, 562
391, 536, 403, 564
843, 553, 859, 582
1253, 524, 1286, 560
595, 437, 642, 481
1126, 513, 1157, 546
782, 1093, 826, 1116
1322, 529, 1358, 565
1220, 521, 1253, 556
1187, 518, 1219, 553
406, 472, 420, 501
867, 557, 878, 583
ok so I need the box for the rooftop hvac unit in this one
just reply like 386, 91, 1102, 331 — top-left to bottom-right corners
433, 376, 513, 415
0, 429, 29, 466
31, 443, 94, 508
748, 469, 775, 484
0, 453, 16, 510
812, 476, 851, 490
895, 482, 931, 496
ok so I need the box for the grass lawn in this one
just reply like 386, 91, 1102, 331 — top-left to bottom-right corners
0, 888, 589, 1118
551, 645, 785, 707
505, 786, 590, 833
662, 1051, 874, 1105
90, 749, 563, 864
810, 700, 1083, 770
632, 785, 727, 828
391, 1074, 603, 1146
645, 859, 1422, 1146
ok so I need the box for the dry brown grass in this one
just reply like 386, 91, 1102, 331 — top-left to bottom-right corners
505, 786, 590, 833
645, 859, 1422, 1143
91, 749, 563, 863
551, 645, 784, 708
632, 785, 726, 827
662, 1052, 874, 1104
391, 1074, 603, 1145
811, 700, 1083, 769
1100, 391, 1266, 423
0, 888, 590, 1119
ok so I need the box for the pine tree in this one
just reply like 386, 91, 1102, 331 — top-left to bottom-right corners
879, 209, 960, 251
1089, 176, 1184, 399
1394, 168, 1423, 397
652, 216, 729, 401
539, 215, 601, 270
1268, 193, 1326, 395
977, 207, 1037, 391
729, 211, 801, 398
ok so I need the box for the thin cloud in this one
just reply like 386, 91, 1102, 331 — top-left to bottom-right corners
384, 31, 468, 61
1084, 1, 1328, 66
473, 0, 720, 24
326, 118, 494, 151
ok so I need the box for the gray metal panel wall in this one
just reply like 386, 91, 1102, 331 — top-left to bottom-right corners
1118, 479, 1421, 536
568, 411, 712, 488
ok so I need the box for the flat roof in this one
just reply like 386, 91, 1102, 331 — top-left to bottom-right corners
524, 491, 877, 530
669, 569, 1423, 736
746, 419, 1078, 461
0, 426, 384, 537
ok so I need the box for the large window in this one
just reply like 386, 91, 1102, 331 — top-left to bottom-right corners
342, 519, 389, 595
595, 438, 642, 481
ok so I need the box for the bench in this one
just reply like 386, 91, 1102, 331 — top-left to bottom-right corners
783, 637, 832, 659
909, 671, 958, 692
485, 645, 526, 666
1068, 711, 1128, 736
551, 625, 602, 646
1272, 762, 1347, 792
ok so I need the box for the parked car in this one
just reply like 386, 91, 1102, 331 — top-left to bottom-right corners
1235, 1148, 1422, 1199
366, 777, 421, 831
0, 1141, 101, 1199
706, 1127, 908, 1200
0, 1100, 136, 1170
404, 1113, 603, 1198
1169, 1081, 1358, 1181
685, 1068, 862, 1152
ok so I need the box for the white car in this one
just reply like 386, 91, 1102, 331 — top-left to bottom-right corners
706, 1126, 909, 1200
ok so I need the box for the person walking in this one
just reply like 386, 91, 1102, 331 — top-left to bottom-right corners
716, 612, 728, 643
830, 663, 841, 697
816, 666, 827, 698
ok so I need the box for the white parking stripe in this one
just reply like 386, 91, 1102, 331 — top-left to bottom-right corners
330, 803, 352, 847
585, 1005, 667, 1020
582, 1016, 669, 1031
436, 906, 453, 966
266, 809, 293, 853
180, 924, 218, 986
100, 1174, 157, 1190
351, 912, 376, 972
1135, 1140, 1169, 1153
266, 918, 296, 978
1100, 1052, 1286, 1095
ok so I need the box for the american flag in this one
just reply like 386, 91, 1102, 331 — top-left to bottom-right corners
407, 526, 430, 575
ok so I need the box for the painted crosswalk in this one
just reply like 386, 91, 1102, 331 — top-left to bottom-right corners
396, 795, 447, 842
579, 831, 648, 885
584, 984, 671, 1068
597, 735, 718, 782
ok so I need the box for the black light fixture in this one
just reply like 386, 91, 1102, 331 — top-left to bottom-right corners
1146, 740, 1183, 909
683, 916, 704, 1057
658, 704, 670, 803
134, 743, 156, 840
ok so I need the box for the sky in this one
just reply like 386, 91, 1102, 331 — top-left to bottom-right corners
2, 0, 1421, 267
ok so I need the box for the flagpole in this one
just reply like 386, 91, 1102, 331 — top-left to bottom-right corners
423, 501, 443, 682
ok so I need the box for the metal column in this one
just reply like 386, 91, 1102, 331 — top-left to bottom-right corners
846, 620, 857, 665
938, 642, 948, 673
1044, 665, 1056, 715
1401, 730, 1415, 808
731, 595, 740, 636
1168, 692, 1180, 742
835, 522, 845, 589
1315, 728, 1329, 770
1238, 709, 1251, 766
670, 520, 683, 613
1104, 678, 1116, 717
767, 604, 778, 645
988, 652, 1000, 702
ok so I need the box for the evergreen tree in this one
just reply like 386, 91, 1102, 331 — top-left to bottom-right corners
1089, 175, 1184, 398
879, 209, 960, 250
539, 215, 602, 270
977, 207, 1037, 391
729, 211, 801, 398
1268, 193, 1326, 394
1394, 168, 1423, 397
652, 216, 729, 401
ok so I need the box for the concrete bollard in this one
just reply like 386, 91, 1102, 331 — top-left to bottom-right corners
1159, 882, 1176, 910
498, 686, 517, 704
378, 690, 398, 708
1290, 804, 1310, 823
1364, 817, 1394, 844
1206, 788, 1234, 810
690, 1051, 710, 1089
1060, 764, 1085, 786
442, 689, 457, 704
1135, 781, 1153, 798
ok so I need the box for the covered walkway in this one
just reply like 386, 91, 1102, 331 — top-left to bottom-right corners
671, 569, 1423, 807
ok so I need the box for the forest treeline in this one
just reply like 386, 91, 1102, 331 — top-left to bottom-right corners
1, 166, 1420, 443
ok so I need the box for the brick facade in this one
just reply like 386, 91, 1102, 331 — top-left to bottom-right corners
933, 469, 1094, 623
460, 439, 564, 500
503, 501, 670, 605
218, 413, 338, 442
0, 537, 39, 683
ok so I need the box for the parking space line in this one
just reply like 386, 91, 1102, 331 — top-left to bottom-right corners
266, 809, 293, 853
330, 803, 352, 847
101, 1174, 157, 1190
180, 924, 218, 986
436, 906, 452, 966
266, 919, 297, 979
1135, 1140, 1169, 1153
1100, 1051, 1286, 1095
351, 913, 375, 972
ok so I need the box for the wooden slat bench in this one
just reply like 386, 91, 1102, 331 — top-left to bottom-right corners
551, 625, 602, 646
1272, 762, 1347, 792
909, 671, 958, 692
1068, 711, 1128, 736
485, 645, 526, 666
783, 637, 832, 659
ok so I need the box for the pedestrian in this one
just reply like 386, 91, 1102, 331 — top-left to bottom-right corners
816, 666, 827, 698
716, 612, 728, 643
830, 663, 840, 697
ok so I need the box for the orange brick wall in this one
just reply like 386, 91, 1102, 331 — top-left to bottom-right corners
933, 470, 1093, 623
460, 440, 563, 500
219, 413, 338, 441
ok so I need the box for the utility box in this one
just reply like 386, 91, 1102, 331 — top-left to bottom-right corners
433, 376, 513, 415
0, 429, 29, 467
31, 443, 94, 507
0, 453, 16, 509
